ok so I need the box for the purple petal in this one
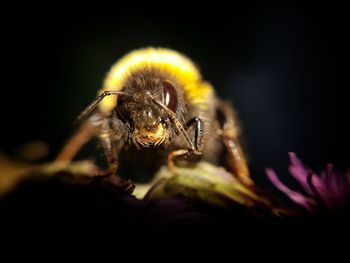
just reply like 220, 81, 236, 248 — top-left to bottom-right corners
288, 152, 314, 195
326, 166, 342, 205
266, 168, 315, 211
329, 168, 350, 207
307, 172, 333, 207
311, 164, 349, 208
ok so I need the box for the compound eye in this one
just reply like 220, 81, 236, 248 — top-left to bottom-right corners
163, 81, 178, 112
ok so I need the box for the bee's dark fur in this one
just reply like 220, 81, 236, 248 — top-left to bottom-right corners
91, 67, 223, 182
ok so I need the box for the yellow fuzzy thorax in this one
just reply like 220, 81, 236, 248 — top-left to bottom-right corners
99, 47, 213, 113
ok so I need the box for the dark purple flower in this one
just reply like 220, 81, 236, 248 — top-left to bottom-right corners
266, 153, 350, 211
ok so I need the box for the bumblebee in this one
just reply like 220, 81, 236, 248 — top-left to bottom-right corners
57, 47, 252, 186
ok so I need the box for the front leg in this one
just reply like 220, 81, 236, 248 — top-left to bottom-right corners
93, 112, 136, 193
185, 117, 203, 153
98, 133, 119, 174
167, 117, 203, 173
92, 112, 126, 174
56, 113, 124, 174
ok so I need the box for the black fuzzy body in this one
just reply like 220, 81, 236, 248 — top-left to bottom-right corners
95, 67, 224, 182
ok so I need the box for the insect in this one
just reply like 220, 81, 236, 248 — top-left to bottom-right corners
57, 47, 252, 186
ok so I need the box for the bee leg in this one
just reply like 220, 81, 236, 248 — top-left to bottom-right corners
99, 118, 135, 194
218, 102, 254, 186
167, 149, 190, 174
56, 122, 94, 162
96, 112, 126, 175
222, 137, 253, 186
167, 117, 203, 174
99, 134, 119, 174
185, 117, 204, 153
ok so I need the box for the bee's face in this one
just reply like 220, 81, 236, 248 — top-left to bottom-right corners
115, 71, 182, 147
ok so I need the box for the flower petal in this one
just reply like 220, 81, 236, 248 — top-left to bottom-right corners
288, 152, 314, 195
266, 168, 315, 211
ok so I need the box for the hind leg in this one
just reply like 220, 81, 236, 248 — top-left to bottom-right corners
217, 101, 253, 186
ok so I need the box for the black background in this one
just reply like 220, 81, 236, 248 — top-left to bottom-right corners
1, 2, 347, 187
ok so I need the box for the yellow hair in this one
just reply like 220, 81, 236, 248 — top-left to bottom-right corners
99, 47, 213, 113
